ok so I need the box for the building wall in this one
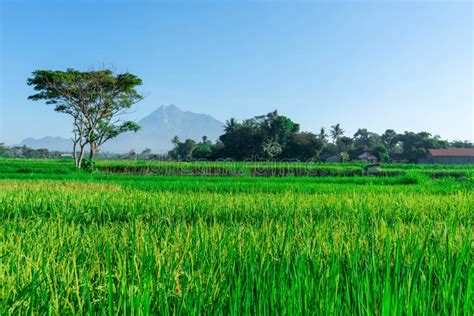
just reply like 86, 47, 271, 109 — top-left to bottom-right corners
431, 156, 474, 164
419, 154, 434, 164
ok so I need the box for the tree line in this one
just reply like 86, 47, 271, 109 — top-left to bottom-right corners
20, 67, 473, 165
0, 144, 61, 159
0, 143, 166, 160
3, 110, 472, 162
169, 110, 473, 163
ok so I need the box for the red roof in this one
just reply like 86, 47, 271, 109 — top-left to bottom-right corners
429, 148, 474, 157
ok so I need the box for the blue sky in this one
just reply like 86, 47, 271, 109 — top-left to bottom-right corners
1, 0, 472, 144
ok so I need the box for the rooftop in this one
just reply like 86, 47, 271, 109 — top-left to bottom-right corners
358, 152, 377, 159
428, 148, 474, 157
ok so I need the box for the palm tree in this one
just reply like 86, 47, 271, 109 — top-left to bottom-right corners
330, 124, 344, 154
171, 136, 180, 147
319, 127, 328, 144
224, 118, 238, 132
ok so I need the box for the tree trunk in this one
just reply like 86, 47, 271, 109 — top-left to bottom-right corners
77, 144, 86, 168
72, 141, 78, 167
89, 142, 96, 160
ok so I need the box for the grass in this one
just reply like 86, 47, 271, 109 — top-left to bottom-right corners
1, 158, 472, 178
0, 159, 473, 314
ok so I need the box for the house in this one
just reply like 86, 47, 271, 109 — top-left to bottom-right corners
421, 148, 474, 164
60, 153, 74, 159
358, 152, 377, 163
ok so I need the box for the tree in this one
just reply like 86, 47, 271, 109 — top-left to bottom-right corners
90, 120, 140, 159
169, 138, 197, 159
193, 144, 213, 159
217, 110, 301, 160
180, 139, 197, 159
320, 143, 337, 161
193, 136, 214, 159
352, 128, 382, 157
381, 129, 397, 149
27, 68, 144, 167
140, 148, 152, 160
397, 131, 447, 163
282, 132, 324, 161
339, 152, 350, 162
338, 136, 354, 155
224, 118, 238, 132
330, 124, 344, 154
268, 116, 299, 148
219, 123, 263, 160
127, 149, 137, 160
0, 143, 9, 157
450, 140, 474, 148
262, 138, 282, 159
372, 145, 389, 162
381, 129, 398, 159
318, 127, 328, 144
171, 136, 180, 147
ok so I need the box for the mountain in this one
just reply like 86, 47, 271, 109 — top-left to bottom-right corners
103, 105, 224, 153
19, 105, 225, 154
20, 136, 72, 152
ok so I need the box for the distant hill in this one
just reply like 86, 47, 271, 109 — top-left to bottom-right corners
20, 136, 71, 152
20, 105, 224, 154
103, 105, 224, 153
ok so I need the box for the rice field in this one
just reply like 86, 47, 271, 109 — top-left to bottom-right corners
0, 159, 473, 314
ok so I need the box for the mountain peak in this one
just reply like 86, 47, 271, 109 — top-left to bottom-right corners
145, 104, 181, 121
104, 105, 224, 153
157, 104, 180, 111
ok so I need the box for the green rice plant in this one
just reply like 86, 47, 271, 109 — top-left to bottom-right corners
2, 158, 473, 180
0, 172, 472, 314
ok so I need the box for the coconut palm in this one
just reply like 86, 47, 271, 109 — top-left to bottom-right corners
319, 127, 328, 144
224, 118, 238, 132
171, 136, 180, 147
330, 124, 345, 154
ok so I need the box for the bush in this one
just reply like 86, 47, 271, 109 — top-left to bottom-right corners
81, 159, 96, 173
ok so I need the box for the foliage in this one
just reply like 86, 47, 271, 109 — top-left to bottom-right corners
0, 145, 64, 159
27, 68, 144, 167
81, 158, 96, 173
168, 138, 197, 159
216, 111, 300, 160
162, 111, 470, 162
339, 151, 350, 162
330, 123, 344, 154
372, 145, 389, 162
395, 132, 448, 163
281, 132, 323, 160
192, 136, 215, 160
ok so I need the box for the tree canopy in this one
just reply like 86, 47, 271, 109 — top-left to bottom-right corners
167, 111, 471, 163
27, 68, 143, 167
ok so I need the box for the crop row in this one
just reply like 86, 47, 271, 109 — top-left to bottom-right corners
1, 179, 473, 314
0, 159, 472, 179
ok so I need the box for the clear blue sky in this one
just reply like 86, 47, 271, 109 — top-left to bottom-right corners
1, 0, 472, 144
